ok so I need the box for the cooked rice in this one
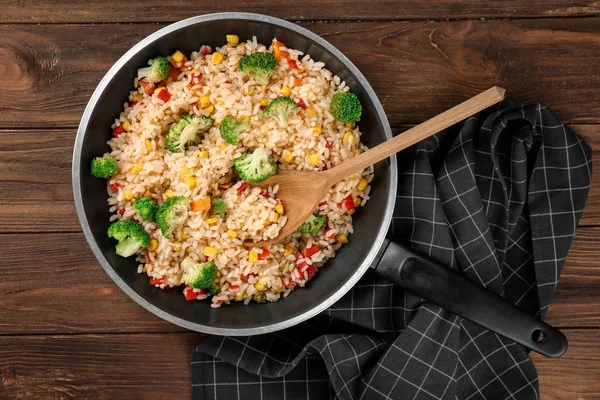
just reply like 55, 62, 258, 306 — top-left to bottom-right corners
105, 37, 374, 307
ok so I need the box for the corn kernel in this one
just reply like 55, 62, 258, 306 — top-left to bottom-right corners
309, 154, 321, 165
148, 239, 159, 252
260, 98, 269, 106
179, 167, 189, 177
238, 42, 246, 50
226, 34, 239, 45
130, 163, 142, 175
216, 271, 222, 279
217, 100, 225, 106
284, 246, 294, 256
171, 50, 185, 63
275, 204, 284, 214
220, 143, 228, 150
244, 88, 254, 96
212, 52, 224, 65
190, 68, 199, 74
204, 104, 215, 114
185, 176, 196, 189
249, 251, 259, 263
313, 124, 322, 134
261, 85, 266, 91
142, 264, 149, 273
122, 121, 131, 131
133, 93, 143, 101
354, 149, 361, 156
145, 139, 152, 152
175, 279, 183, 286
336, 233, 349, 244
206, 217, 219, 225
235, 293, 244, 301
182, 232, 191, 239
306, 106, 317, 117
123, 189, 134, 200
254, 282, 265, 291
144, 191, 152, 198
346, 122, 355, 128
354, 196, 362, 207
165, 189, 175, 198
200, 96, 211, 108
199, 150, 209, 159
357, 178, 369, 191
275, 286, 284, 293
281, 149, 293, 163
344, 131, 355, 144
204, 246, 217, 258
347, 209, 355, 215
239, 115, 250, 122
272, 212, 280, 222
227, 230, 238, 238
227, 43, 233, 48
173, 244, 181, 252
280, 86, 291, 96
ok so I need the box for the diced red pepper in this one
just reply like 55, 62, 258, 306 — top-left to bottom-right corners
112, 125, 125, 138
138, 80, 155, 95
304, 245, 320, 258
229, 284, 240, 290
119, 209, 125, 216
289, 59, 301, 71
190, 71, 202, 85
318, 201, 327, 207
215, 300, 223, 305
150, 277, 166, 286
296, 99, 307, 110
241, 272, 257, 282
201, 46, 211, 56
280, 277, 285, 287
343, 195, 356, 211
325, 142, 332, 150
224, 80, 231, 84
110, 183, 121, 192
191, 102, 200, 115
305, 265, 316, 280
237, 182, 248, 193
260, 189, 270, 198
294, 77, 303, 86
145, 254, 154, 265
156, 89, 171, 102
260, 105, 267, 111
183, 286, 198, 301
258, 249, 270, 260
288, 280, 297, 288
130, 101, 139, 107
168, 66, 180, 81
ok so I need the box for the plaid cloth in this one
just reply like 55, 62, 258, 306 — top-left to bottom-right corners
192, 97, 592, 400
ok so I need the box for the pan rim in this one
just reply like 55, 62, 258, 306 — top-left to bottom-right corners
72, 12, 398, 336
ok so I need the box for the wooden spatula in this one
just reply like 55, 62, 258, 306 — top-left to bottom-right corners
247, 86, 506, 247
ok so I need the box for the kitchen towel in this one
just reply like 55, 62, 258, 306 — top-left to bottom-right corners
191, 97, 592, 399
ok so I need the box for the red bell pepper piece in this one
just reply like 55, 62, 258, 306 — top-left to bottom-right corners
342, 195, 356, 211
119, 209, 125, 216
150, 277, 166, 286
237, 182, 248, 193
167, 66, 180, 81
110, 183, 120, 192
201, 46, 211, 56
229, 284, 240, 290
190, 71, 202, 85
183, 286, 198, 301
296, 98, 307, 110
304, 245, 320, 258
289, 59, 301, 71
305, 265, 316, 280
112, 125, 125, 138
138, 80, 155, 95
156, 89, 171, 102
241, 272, 257, 282
258, 249, 270, 260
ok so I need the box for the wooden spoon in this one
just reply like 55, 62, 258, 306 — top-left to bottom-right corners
247, 86, 506, 247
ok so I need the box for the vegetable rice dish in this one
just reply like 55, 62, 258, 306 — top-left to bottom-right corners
91, 35, 373, 307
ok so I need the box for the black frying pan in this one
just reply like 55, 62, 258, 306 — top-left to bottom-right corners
72, 13, 567, 358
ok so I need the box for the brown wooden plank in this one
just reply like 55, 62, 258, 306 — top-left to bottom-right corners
0, 332, 203, 400
2, 1, 600, 23
3, 19, 600, 129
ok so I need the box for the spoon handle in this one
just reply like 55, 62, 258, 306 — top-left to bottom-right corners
324, 86, 506, 184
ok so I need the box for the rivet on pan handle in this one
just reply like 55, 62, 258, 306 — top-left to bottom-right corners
371, 239, 568, 358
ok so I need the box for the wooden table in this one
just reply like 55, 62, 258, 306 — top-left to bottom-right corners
1, 2, 599, 398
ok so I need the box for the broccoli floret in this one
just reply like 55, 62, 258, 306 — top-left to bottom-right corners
298, 214, 327, 234
133, 198, 159, 222
210, 199, 228, 216
239, 52, 278, 85
137, 56, 170, 83
263, 96, 299, 128
208, 284, 221, 296
219, 115, 248, 145
107, 220, 150, 257
166, 113, 214, 153
233, 148, 277, 183
181, 257, 218, 289
155, 196, 190, 238
330, 91, 362, 124
91, 154, 117, 179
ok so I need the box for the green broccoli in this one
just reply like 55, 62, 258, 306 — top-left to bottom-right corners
208, 284, 221, 296
90, 154, 117, 179
233, 148, 277, 183
298, 214, 327, 234
107, 220, 150, 257
219, 115, 248, 145
133, 198, 159, 222
263, 96, 299, 128
155, 196, 190, 238
239, 52, 278, 85
166, 113, 214, 153
181, 257, 218, 289
137, 56, 170, 83
330, 91, 362, 124
210, 199, 228, 216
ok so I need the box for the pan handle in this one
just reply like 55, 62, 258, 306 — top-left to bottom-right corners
371, 239, 568, 358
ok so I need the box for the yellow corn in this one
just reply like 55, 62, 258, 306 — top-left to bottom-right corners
147, 239, 159, 252
354, 149, 361, 156
238, 42, 246, 50
357, 178, 368, 191
244, 88, 254, 96
254, 282, 265, 291
336, 233, 349, 244
123, 189, 134, 200
226, 34, 239, 45
199, 150, 209, 159
142, 264, 149, 273
235, 293, 245, 301
239, 115, 250, 122
190, 68, 199, 74
306, 106, 317, 117
261, 85, 266, 91
133, 93, 143, 101
272, 212, 280, 222
130, 163, 142, 175
344, 131, 355, 144
220, 143, 228, 150
260, 98, 269, 106
216, 100, 225, 106
284, 246, 294, 256
212, 52, 224, 65
204, 104, 215, 114
309, 154, 321, 165
144, 191, 152, 199
122, 121, 131, 131
173, 244, 181, 252
249, 251, 259, 263
280, 86, 291, 96
216, 271, 222, 279
171, 50, 185, 63
185, 176, 196, 189
275, 204, 284, 215
281, 149, 293, 163
145, 139, 152, 152
165, 189, 175, 198
179, 167, 189, 177
200, 96, 211, 108
227, 230, 238, 238
346, 122, 355, 128
204, 246, 217, 258
227, 43, 233, 48
354, 196, 362, 207
182, 232, 191, 239
313, 124, 322, 134
347, 209, 355, 216
206, 217, 219, 225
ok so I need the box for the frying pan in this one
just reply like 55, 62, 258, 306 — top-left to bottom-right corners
73, 12, 567, 358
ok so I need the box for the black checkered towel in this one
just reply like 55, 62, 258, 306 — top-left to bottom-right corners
192, 97, 592, 399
